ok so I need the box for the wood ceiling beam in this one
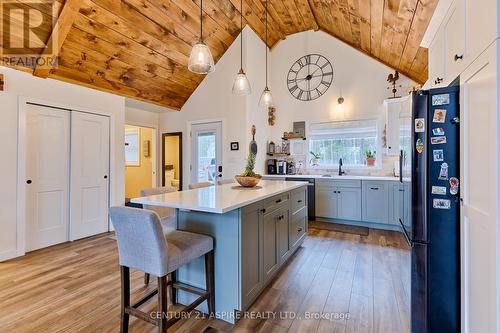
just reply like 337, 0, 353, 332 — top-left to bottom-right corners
33, 0, 82, 78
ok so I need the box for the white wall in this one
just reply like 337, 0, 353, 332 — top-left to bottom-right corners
269, 30, 415, 174
0, 66, 125, 260
159, 28, 250, 188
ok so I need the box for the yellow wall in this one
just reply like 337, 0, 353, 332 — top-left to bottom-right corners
164, 135, 180, 179
125, 125, 153, 198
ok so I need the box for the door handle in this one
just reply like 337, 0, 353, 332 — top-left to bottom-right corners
26, 180, 32, 184
370, 187, 379, 190
104, 175, 108, 179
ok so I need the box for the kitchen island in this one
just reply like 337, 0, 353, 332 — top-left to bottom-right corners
131, 180, 308, 323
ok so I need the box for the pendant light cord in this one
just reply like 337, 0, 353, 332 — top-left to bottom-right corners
240, 0, 243, 70
265, 0, 268, 87
200, 0, 203, 42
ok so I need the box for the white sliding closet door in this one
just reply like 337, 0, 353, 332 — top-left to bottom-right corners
70, 111, 110, 240
26, 104, 70, 251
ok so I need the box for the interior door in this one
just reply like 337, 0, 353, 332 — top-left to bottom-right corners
190, 121, 222, 184
70, 111, 110, 240
25, 104, 70, 251
460, 45, 497, 333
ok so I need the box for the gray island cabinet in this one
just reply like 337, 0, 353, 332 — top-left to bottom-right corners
131, 180, 308, 324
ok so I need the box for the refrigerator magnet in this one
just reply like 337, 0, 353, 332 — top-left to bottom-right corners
433, 109, 447, 123
433, 149, 444, 162
431, 136, 447, 145
451, 116, 460, 124
416, 138, 424, 154
432, 128, 445, 136
432, 186, 447, 195
438, 162, 449, 180
449, 177, 460, 195
433, 198, 451, 209
415, 118, 425, 133
432, 94, 450, 106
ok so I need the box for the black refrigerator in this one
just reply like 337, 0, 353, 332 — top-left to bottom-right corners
398, 86, 460, 333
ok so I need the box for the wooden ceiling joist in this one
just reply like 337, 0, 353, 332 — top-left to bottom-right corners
33, 0, 82, 78
4, 0, 438, 109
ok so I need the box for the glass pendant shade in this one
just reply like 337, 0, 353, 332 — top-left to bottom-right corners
232, 69, 251, 95
259, 86, 274, 108
188, 41, 215, 74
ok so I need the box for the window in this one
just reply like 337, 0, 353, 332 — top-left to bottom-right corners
125, 127, 140, 166
308, 119, 378, 167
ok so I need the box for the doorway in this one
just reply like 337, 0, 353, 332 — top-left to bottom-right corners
124, 125, 157, 200
190, 121, 223, 184
162, 132, 183, 191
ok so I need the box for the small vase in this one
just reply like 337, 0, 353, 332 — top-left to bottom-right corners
366, 157, 376, 167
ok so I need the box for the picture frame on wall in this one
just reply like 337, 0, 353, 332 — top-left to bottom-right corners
125, 127, 140, 166
230, 142, 239, 151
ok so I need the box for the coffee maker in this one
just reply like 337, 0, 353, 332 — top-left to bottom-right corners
267, 159, 277, 174
277, 161, 288, 175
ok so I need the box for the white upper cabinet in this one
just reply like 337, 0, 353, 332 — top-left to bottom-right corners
444, 0, 465, 79
428, 0, 499, 88
429, 27, 446, 87
466, 0, 497, 65
385, 96, 411, 156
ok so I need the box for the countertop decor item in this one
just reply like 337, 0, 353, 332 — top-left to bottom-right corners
365, 149, 376, 166
235, 152, 261, 187
310, 151, 321, 166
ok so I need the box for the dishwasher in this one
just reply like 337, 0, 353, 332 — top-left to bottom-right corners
286, 177, 315, 220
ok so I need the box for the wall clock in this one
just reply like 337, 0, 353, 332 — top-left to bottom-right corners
287, 54, 333, 101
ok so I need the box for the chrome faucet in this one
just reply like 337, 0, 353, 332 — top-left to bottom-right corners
338, 158, 346, 176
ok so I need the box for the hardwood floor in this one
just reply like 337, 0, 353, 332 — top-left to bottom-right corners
0, 225, 410, 333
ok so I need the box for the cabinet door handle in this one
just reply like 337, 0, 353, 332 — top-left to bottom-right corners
297, 199, 303, 203
297, 227, 303, 233
454, 54, 464, 61
276, 199, 282, 204
260, 208, 266, 214
370, 187, 379, 190
26, 179, 32, 184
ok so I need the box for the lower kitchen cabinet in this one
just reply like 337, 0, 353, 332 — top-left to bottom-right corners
316, 187, 337, 218
362, 181, 390, 223
337, 187, 362, 221
263, 209, 279, 282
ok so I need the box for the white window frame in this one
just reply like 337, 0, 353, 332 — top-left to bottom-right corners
307, 118, 382, 170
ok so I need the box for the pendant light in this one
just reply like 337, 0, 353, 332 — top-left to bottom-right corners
258, 0, 273, 108
232, 0, 251, 95
188, 0, 215, 74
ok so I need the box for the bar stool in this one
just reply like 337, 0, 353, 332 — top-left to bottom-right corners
140, 186, 178, 286
109, 206, 215, 333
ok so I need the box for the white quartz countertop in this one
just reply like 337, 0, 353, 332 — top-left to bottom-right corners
130, 180, 308, 214
263, 174, 402, 182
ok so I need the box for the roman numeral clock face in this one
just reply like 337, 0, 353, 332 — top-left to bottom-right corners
287, 54, 333, 101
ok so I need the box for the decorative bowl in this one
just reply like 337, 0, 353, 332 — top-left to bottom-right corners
235, 175, 261, 187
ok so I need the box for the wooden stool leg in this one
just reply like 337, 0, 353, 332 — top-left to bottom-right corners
158, 275, 169, 333
144, 273, 150, 285
170, 271, 177, 305
205, 251, 215, 315
120, 266, 130, 333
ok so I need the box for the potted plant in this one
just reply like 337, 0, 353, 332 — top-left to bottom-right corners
310, 151, 321, 166
235, 152, 262, 187
365, 149, 376, 167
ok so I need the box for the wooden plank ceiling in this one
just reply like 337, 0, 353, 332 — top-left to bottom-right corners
2, 0, 438, 110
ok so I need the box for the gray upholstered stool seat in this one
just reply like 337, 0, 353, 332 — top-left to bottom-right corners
165, 230, 213, 273
109, 206, 215, 333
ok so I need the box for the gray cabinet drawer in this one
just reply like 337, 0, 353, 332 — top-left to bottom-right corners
316, 179, 361, 189
263, 193, 289, 213
291, 188, 306, 214
289, 206, 307, 249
